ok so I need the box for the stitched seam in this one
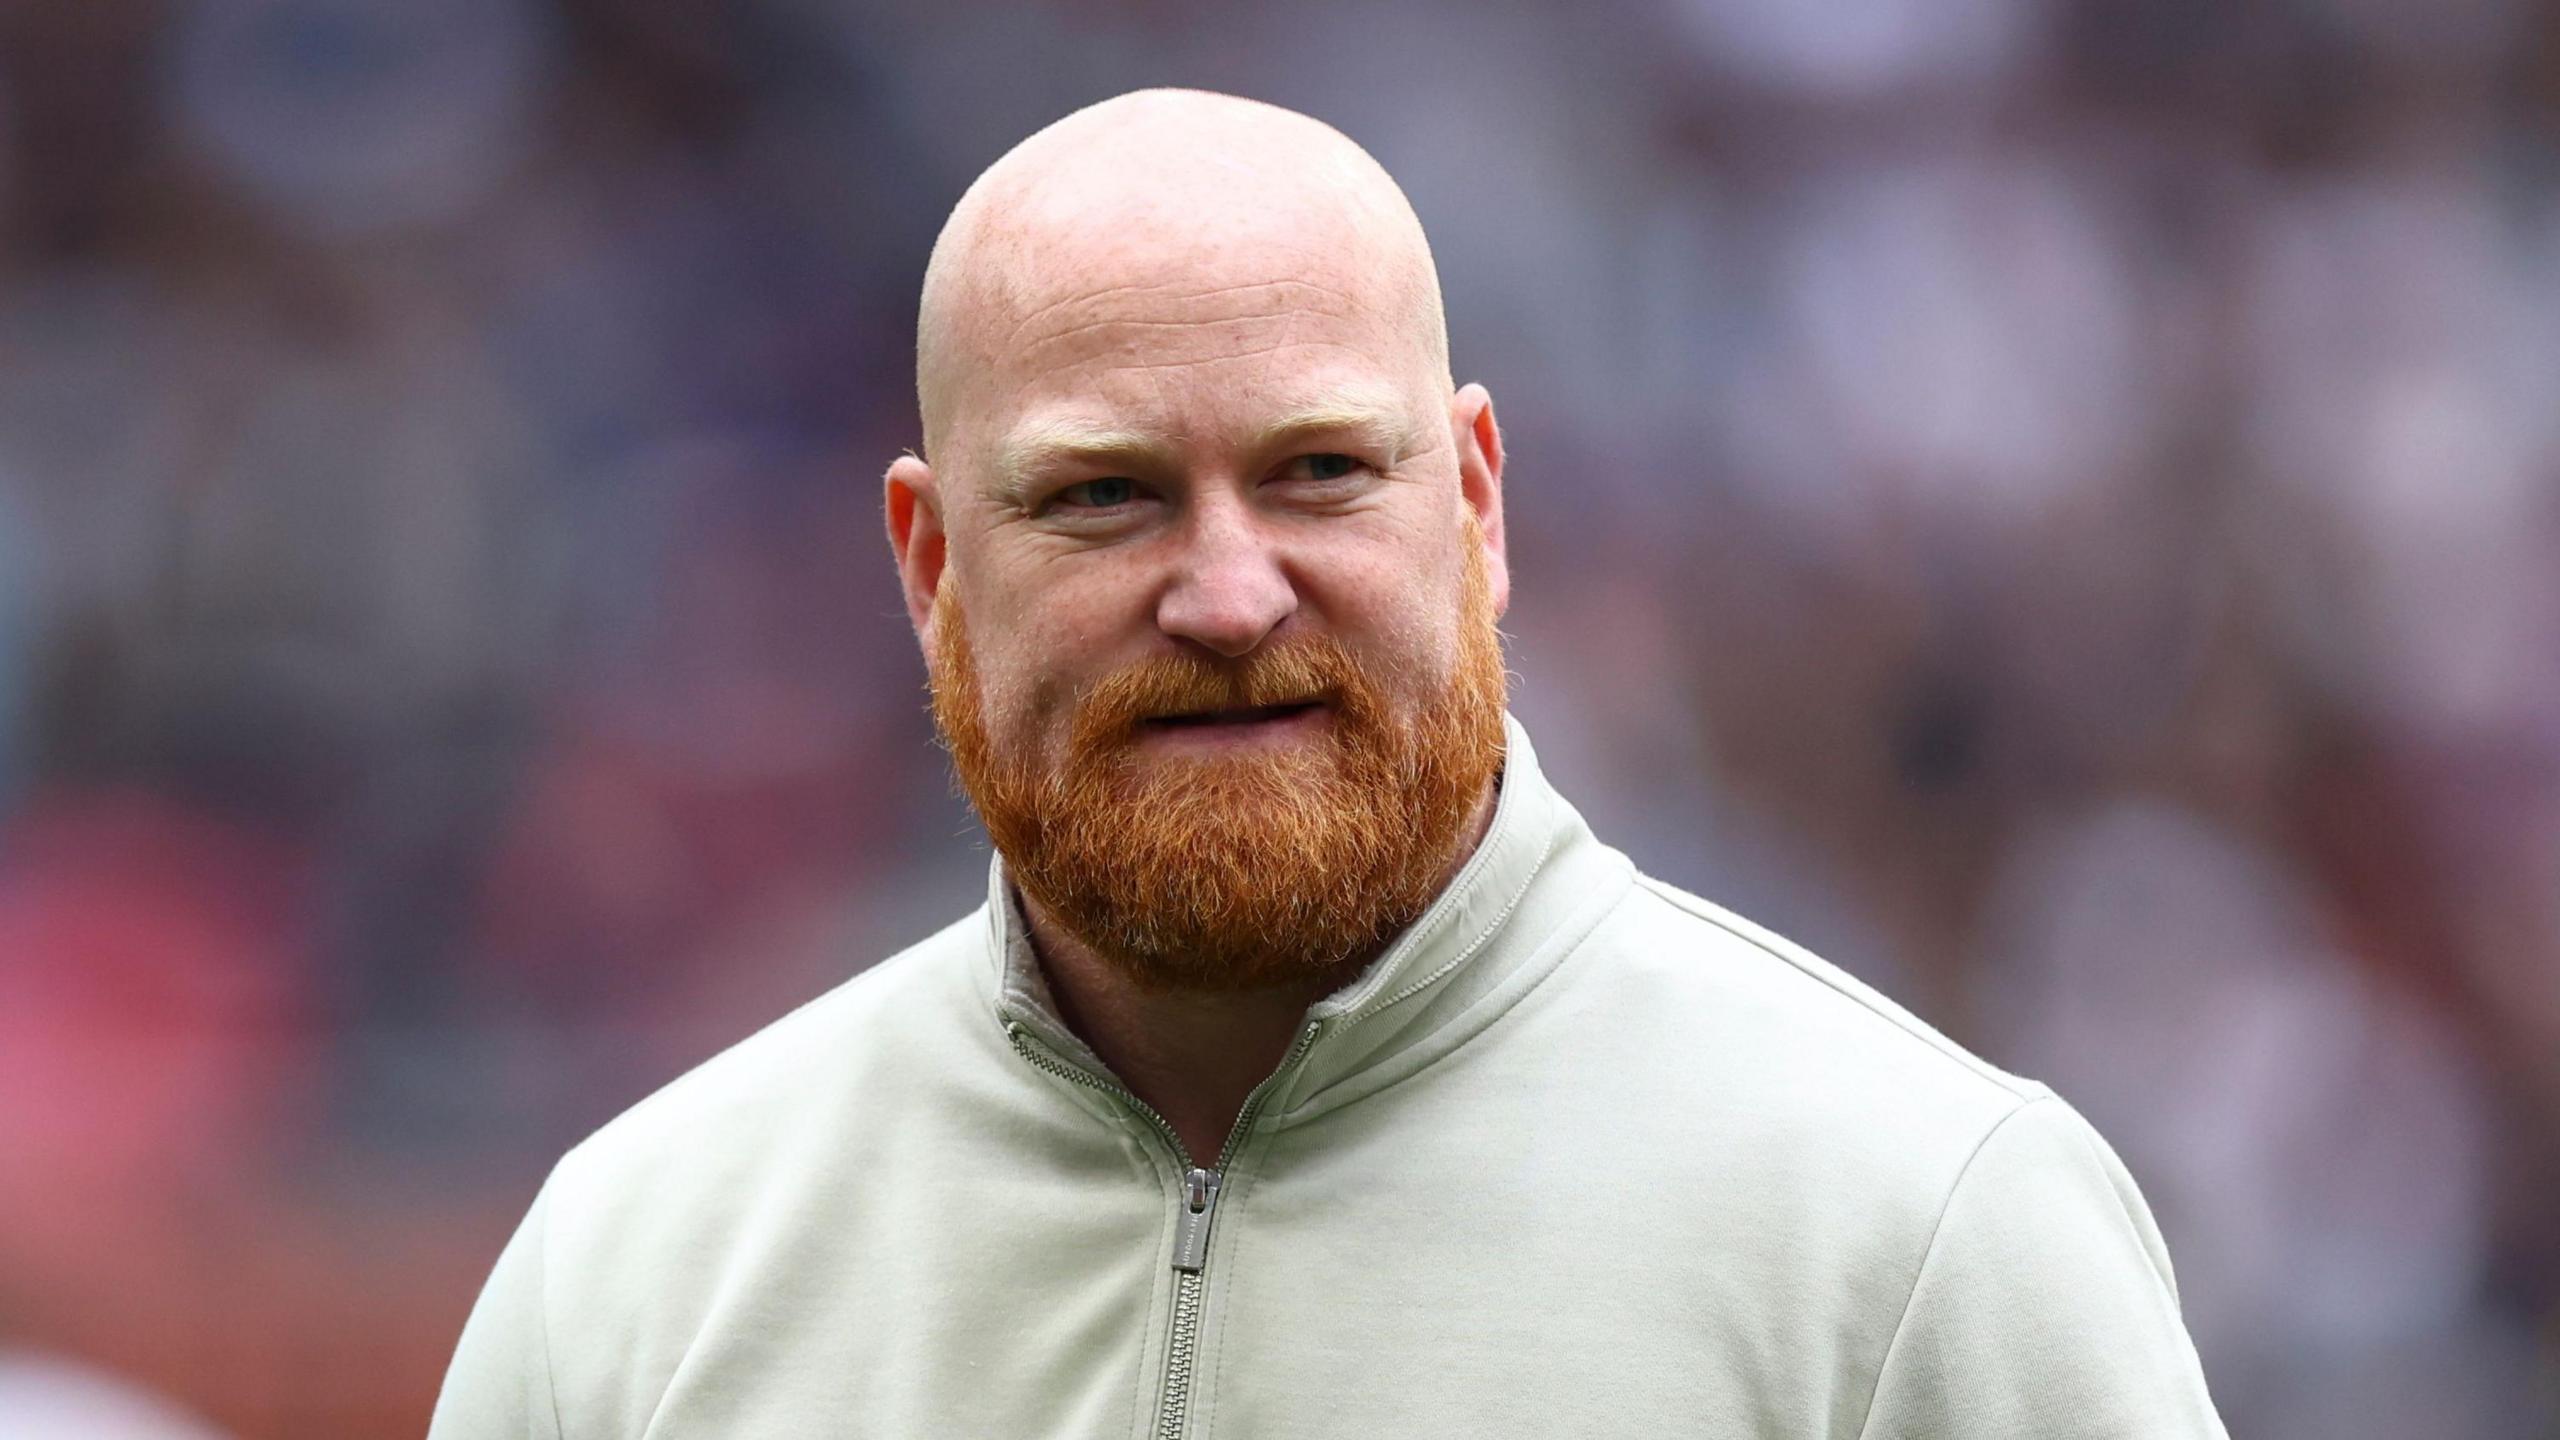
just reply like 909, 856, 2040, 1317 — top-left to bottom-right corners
1129, 1133, 1175, 1440
533, 1186, 568, 1440
1281, 865, 1634, 1132
1316, 743, 1540, 1019
1849, 1096, 2054, 1440
2060, 1110, 2186, 1314
1635, 876, 2032, 1099
1203, 1152, 1257, 1438
1334, 827, 1563, 1029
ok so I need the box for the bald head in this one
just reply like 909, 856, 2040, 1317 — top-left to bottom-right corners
914, 89, 1450, 466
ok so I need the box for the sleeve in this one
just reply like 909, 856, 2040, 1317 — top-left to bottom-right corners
428, 1181, 568, 1440
1854, 1095, 2230, 1440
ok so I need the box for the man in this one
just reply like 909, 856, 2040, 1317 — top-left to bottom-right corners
432, 89, 2227, 1437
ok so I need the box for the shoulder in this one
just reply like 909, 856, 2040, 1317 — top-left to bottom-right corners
1520, 870, 2172, 1324
1628, 860, 2027, 1096
1599, 872, 2038, 1102
541, 908, 991, 1241
456, 910, 1000, 1432
1858, 1087, 2218, 1433
1538, 869, 2056, 1212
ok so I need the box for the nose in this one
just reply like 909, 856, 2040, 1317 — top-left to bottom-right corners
1155, 495, 1297, 658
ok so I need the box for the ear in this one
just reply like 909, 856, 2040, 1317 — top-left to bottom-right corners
885, 454, 947, 638
1451, 383, 1509, 617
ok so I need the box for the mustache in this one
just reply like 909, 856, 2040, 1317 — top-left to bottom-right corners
1069, 637, 1363, 745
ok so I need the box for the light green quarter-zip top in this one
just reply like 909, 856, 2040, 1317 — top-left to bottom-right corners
431, 717, 2228, 1439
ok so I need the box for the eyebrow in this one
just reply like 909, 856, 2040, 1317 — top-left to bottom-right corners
985, 383, 1427, 507
987, 419, 1171, 508
1244, 386, 1424, 466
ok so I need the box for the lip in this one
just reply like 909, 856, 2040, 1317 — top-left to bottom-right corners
1136, 700, 1330, 749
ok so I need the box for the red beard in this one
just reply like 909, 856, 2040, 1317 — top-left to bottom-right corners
929, 533, 1507, 993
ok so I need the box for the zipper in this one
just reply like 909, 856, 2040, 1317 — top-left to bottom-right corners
1171, 1167, 1224, 1271
1157, 1168, 1221, 1440
1006, 1018, 1321, 1439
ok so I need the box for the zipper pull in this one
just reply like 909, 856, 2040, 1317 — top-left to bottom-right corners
1171, 1167, 1224, 1273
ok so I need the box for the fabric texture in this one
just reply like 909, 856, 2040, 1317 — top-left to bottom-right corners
431, 717, 2228, 1438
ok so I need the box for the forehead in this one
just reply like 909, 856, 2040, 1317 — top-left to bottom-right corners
950, 210, 1436, 465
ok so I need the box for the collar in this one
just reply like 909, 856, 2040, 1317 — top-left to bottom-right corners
980, 714, 1634, 1130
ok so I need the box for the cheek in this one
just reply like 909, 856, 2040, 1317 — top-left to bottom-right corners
976, 605, 1124, 740
1352, 517, 1474, 628
950, 554, 1099, 712
970, 639, 1064, 741
990, 545, 1161, 658
1318, 557, 1468, 687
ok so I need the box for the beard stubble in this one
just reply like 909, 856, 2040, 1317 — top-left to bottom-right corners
929, 531, 1508, 994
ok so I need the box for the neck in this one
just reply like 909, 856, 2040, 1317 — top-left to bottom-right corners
1019, 778, 1500, 1165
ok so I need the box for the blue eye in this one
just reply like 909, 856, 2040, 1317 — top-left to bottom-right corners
1300, 454, 1359, 481
1059, 477, 1136, 508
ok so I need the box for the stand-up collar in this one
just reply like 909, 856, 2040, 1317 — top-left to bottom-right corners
981, 715, 1635, 1126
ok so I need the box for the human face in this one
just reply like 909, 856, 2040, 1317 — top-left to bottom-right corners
937, 253, 1502, 738
887, 242, 1511, 987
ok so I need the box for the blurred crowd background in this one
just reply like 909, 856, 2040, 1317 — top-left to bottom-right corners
3, 0, 2557, 1434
